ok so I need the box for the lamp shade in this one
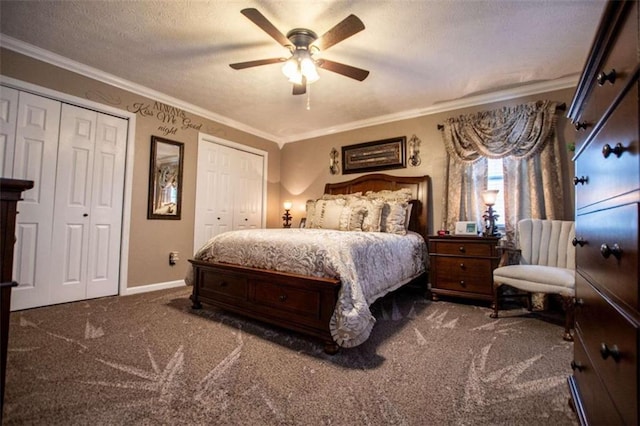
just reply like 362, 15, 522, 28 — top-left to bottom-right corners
481, 189, 499, 206
283, 200, 293, 210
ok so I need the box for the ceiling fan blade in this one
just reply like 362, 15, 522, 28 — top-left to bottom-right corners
229, 58, 284, 70
316, 59, 369, 81
292, 77, 307, 95
241, 8, 292, 48
312, 15, 365, 51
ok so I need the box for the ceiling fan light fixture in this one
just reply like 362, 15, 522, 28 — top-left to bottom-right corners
300, 56, 319, 83
282, 57, 299, 80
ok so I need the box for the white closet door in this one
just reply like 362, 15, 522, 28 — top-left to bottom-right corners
233, 150, 263, 230
193, 140, 234, 252
50, 104, 97, 304
86, 112, 127, 299
11, 92, 61, 311
50, 105, 127, 303
0, 86, 18, 177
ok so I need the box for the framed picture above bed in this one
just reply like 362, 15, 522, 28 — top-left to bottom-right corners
147, 136, 184, 220
341, 136, 406, 174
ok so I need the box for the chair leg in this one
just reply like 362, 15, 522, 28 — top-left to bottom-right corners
561, 295, 574, 342
490, 284, 500, 318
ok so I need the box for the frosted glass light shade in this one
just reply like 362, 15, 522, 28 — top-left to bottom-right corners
482, 189, 499, 206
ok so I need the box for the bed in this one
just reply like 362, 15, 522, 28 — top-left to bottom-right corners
188, 173, 431, 354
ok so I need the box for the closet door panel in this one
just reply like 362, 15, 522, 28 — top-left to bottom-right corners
234, 150, 263, 230
50, 104, 96, 304
86, 113, 126, 298
10, 92, 60, 311
0, 87, 18, 177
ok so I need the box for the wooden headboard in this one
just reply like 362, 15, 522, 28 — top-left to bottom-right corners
324, 174, 431, 240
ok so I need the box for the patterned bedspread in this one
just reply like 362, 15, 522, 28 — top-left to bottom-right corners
187, 228, 427, 348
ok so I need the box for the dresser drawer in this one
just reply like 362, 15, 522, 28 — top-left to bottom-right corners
198, 269, 248, 302
571, 332, 625, 425
430, 240, 495, 257
574, 86, 639, 209
250, 279, 322, 323
594, 0, 638, 120
575, 274, 638, 425
576, 203, 638, 311
433, 257, 493, 295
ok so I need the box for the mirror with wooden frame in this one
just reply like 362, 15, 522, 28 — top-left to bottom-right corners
147, 136, 184, 220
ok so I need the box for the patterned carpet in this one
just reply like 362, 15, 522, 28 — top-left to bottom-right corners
3, 285, 578, 425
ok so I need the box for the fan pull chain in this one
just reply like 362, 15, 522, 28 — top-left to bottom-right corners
306, 83, 311, 110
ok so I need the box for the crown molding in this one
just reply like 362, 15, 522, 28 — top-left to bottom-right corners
0, 35, 280, 144
281, 76, 579, 143
1, 34, 577, 148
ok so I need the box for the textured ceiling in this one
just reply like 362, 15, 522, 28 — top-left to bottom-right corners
0, 0, 606, 144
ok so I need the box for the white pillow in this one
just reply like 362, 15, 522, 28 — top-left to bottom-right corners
338, 206, 367, 231
311, 198, 346, 229
305, 199, 317, 228
365, 188, 413, 202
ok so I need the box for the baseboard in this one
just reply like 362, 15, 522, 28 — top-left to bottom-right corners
123, 280, 186, 296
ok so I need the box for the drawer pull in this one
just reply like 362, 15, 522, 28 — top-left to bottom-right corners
574, 121, 589, 131
596, 69, 616, 86
573, 176, 588, 186
602, 142, 626, 158
570, 360, 585, 372
600, 243, 622, 259
459, 280, 466, 287
574, 298, 585, 307
459, 263, 465, 269
458, 246, 465, 253
279, 294, 288, 302
600, 343, 621, 362
571, 237, 586, 247
219, 281, 228, 287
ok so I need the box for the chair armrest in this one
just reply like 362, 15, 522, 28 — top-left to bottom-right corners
498, 247, 521, 267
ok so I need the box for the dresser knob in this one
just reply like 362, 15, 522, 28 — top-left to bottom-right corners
572, 237, 586, 247
602, 143, 626, 158
574, 121, 589, 131
574, 298, 585, 307
279, 294, 288, 302
459, 280, 466, 287
570, 360, 585, 372
459, 263, 465, 269
597, 69, 617, 86
219, 281, 228, 287
600, 343, 621, 362
573, 176, 588, 186
600, 243, 622, 259
458, 246, 465, 253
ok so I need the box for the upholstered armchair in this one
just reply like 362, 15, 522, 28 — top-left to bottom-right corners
491, 219, 576, 341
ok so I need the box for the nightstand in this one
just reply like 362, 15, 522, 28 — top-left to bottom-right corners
428, 235, 501, 302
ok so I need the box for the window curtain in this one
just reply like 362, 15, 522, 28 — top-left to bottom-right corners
441, 100, 567, 244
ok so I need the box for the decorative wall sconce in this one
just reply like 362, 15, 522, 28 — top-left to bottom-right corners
282, 200, 293, 228
481, 189, 501, 237
329, 147, 340, 175
408, 134, 421, 167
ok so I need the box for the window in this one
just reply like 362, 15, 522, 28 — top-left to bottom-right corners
487, 158, 505, 226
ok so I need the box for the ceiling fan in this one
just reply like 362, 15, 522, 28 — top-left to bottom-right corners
229, 8, 370, 95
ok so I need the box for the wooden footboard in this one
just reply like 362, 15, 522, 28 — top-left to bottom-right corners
189, 259, 341, 354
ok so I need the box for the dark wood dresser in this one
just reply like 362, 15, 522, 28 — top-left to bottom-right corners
428, 235, 501, 302
1, 178, 33, 420
567, 1, 639, 424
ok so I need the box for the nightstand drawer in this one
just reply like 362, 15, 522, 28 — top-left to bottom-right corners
433, 257, 493, 295
430, 240, 495, 257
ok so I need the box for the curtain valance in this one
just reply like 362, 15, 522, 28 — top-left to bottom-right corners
441, 100, 559, 163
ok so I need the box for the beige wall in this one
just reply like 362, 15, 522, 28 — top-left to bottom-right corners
280, 88, 577, 234
1, 47, 577, 290
0, 48, 281, 288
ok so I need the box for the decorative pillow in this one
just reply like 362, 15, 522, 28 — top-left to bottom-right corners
311, 198, 347, 229
380, 201, 410, 235
338, 206, 367, 231
365, 188, 413, 203
321, 192, 362, 200
348, 197, 384, 232
305, 199, 317, 228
